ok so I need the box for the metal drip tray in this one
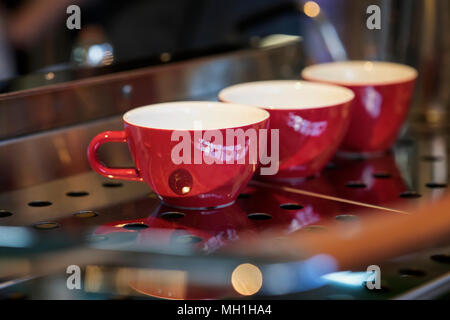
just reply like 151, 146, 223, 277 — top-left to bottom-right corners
0, 144, 449, 300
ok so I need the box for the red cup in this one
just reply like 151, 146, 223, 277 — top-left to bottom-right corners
88, 101, 269, 209
219, 80, 354, 180
302, 61, 418, 154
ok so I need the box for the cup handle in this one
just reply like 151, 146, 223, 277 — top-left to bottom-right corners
87, 130, 143, 181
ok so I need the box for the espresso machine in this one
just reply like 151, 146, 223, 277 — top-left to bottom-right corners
0, 0, 449, 301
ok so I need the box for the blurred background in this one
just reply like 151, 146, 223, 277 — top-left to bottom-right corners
0, 0, 448, 123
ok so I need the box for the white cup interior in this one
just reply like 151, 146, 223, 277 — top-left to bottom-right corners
123, 101, 269, 130
302, 61, 418, 86
219, 80, 355, 110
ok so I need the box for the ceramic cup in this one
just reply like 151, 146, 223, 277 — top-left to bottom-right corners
302, 61, 417, 154
219, 80, 354, 180
88, 101, 269, 209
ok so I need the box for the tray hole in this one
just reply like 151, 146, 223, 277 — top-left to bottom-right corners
399, 191, 422, 199
248, 213, 272, 220
174, 235, 203, 244
161, 212, 185, 219
122, 223, 149, 231
73, 210, 98, 218
28, 201, 52, 207
66, 191, 90, 197
373, 172, 392, 179
421, 155, 444, 162
425, 182, 448, 189
102, 182, 123, 188
345, 181, 367, 188
302, 225, 327, 232
34, 222, 60, 230
280, 203, 304, 210
398, 268, 426, 277
325, 162, 337, 170
335, 214, 358, 222
238, 193, 252, 199
0, 210, 12, 218
430, 254, 450, 264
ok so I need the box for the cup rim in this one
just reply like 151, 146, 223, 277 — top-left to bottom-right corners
218, 80, 355, 110
301, 61, 418, 87
122, 101, 270, 131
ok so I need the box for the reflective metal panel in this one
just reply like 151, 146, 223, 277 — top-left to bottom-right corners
0, 39, 302, 140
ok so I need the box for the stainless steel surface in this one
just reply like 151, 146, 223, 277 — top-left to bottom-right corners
0, 124, 449, 299
0, 38, 302, 192
410, 0, 450, 126
394, 272, 450, 300
0, 171, 149, 226
299, 0, 347, 61
0, 116, 126, 192
0, 38, 302, 140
